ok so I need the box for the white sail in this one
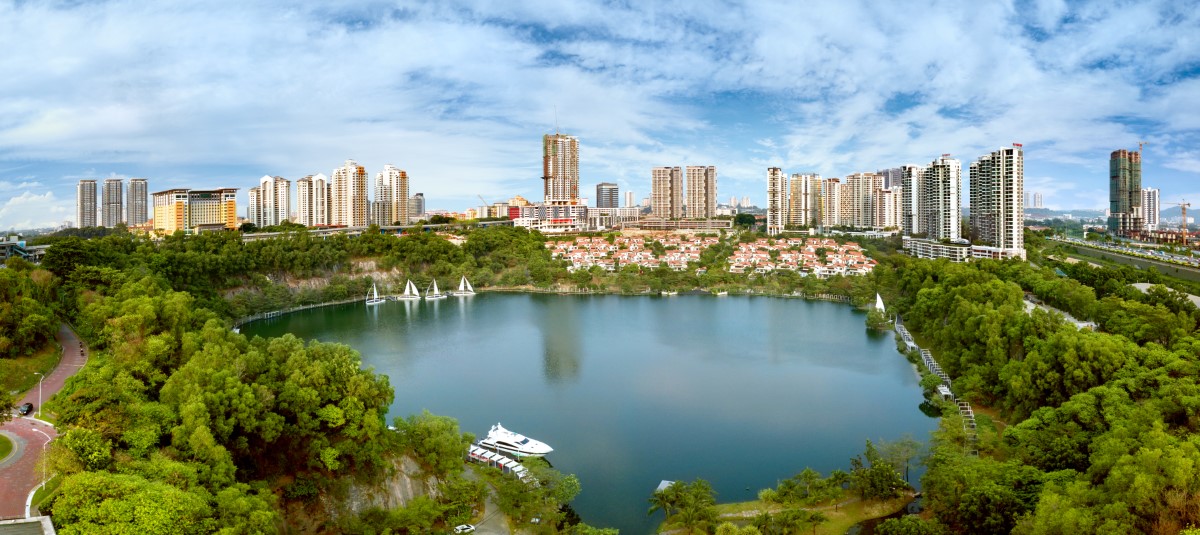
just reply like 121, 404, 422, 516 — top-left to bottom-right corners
366, 282, 385, 305
875, 293, 885, 312
398, 279, 421, 300
425, 279, 446, 300
454, 275, 476, 296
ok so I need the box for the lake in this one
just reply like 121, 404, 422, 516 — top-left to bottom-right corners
242, 293, 938, 533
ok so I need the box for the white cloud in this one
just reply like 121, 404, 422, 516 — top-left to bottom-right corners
0, 191, 72, 230
0, 0, 1198, 227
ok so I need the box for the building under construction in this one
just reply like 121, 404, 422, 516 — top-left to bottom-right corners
1108, 148, 1143, 237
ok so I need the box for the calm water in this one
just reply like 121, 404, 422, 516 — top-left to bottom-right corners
243, 294, 937, 533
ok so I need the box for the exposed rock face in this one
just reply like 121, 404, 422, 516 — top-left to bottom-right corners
325, 455, 441, 519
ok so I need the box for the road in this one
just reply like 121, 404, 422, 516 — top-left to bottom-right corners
0, 324, 88, 519
463, 466, 513, 535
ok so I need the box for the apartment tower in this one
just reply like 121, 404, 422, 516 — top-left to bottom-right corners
766, 167, 788, 235
372, 165, 409, 225
543, 134, 580, 205
409, 193, 425, 220
788, 173, 821, 228
248, 175, 291, 228
1108, 149, 1143, 236
1141, 187, 1160, 231
102, 178, 124, 227
331, 160, 369, 227
76, 180, 97, 228
922, 155, 961, 241
127, 178, 148, 226
596, 182, 619, 209
685, 166, 717, 219
651, 167, 683, 219
820, 178, 842, 228
969, 145, 1024, 256
296, 174, 330, 227
845, 172, 884, 228
900, 165, 924, 236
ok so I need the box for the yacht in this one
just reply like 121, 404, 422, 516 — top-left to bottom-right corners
366, 282, 386, 306
397, 280, 421, 300
452, 275, 476, 296
425, 279, 447, 300
479, 423, 553, 458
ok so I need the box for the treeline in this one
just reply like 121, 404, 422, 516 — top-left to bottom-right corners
888, 256, 1200, 534
0, 259, 58, 358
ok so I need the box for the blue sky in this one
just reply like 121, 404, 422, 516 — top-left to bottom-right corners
2, 0, 1200, 229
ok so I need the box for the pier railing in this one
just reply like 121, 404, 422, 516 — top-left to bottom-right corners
895, 321, 978, 455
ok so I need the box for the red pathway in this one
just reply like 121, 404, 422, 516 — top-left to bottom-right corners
0, 324, 87, 519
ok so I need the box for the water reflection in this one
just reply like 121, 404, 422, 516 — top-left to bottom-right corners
538, 295, 581, 383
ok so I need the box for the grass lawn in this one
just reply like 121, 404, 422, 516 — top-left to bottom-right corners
693, 493, 914, 535
0, 433, 12, 460
31, 474, 63, 512
0, 342, 63, 398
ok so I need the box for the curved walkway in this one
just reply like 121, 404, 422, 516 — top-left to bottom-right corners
0, 323, 87, 519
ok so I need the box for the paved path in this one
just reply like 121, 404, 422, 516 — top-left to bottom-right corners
463, 466, 512, 535
0, 324, 87, 519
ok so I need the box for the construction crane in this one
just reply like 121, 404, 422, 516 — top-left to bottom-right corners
1163, 200, 1191, 244
1138, 140, 1148, 153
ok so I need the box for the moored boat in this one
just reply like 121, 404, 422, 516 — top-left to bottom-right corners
425, 279, 447, 300
479, 423, 553, 458
397, 279, 421, 300
366, 282, 386, 305
452, 275, 476, 296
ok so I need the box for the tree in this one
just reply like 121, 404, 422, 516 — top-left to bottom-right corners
849, 440, 908, 500
392, 410, 473, 481
734, 213, 757, 229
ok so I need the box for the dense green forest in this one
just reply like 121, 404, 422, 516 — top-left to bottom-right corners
16, 225, 1200, 533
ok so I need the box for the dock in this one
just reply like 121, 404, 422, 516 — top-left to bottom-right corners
467, 445, 533, 482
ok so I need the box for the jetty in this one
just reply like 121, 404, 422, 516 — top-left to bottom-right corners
467, 444, 532, 482
895, 321, 978, 455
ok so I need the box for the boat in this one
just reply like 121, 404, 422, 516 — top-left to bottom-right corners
452, 275, 476, 296
425, 279, 447, 300
366, 282, 386, 306
479, 423, 553, 458
397, 280, 421, 300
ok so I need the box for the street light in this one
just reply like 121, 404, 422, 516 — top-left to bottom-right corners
33, 372, 43, 419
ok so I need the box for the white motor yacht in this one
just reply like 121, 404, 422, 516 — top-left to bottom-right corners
479, 423, 553, 458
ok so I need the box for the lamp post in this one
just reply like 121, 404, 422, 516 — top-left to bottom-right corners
33, 372, 43, 419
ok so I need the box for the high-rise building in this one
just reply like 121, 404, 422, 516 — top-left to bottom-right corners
1142, 187, 1160, 231
102, 178, 124, 227
127, 178, 148, 226
1108, 149, 1143, 236
372, 165, 409, 225
821, 178, 842, 227
596, 182, 620, 209
969, 146, 1024, 256
77, 180, 97, 228
409, 193, 426, 220
626, 191, 635, 208
923, 155, 962, 241
741, 196, 751, 208
877, 167, 903, 190
766, 167, 787, 235
543, 134, 580, 205
685, 166, 717, 218
248, 175, 291, 228
845, 172, 885, 228
788, 173, 820, 228
651, 167, 683, 219
331, 160, 369, 227
900, 165, 924, 236
152, 188, 238, 234
874, 187, 902, 229
1033, 192, 1043, 209
296, 174, 330, 227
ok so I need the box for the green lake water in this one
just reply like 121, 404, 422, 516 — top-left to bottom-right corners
242, 293, 938, 533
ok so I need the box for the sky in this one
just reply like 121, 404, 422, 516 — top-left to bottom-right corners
2, 0, 1200, 230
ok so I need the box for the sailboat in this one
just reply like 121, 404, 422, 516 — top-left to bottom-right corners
365, 282, 386, 306
452, 275, 475, 296
424, 279, 447, 300
397, 279, 421, 300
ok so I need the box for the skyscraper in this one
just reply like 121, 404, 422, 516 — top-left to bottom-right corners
248, 175, 291, 227
626, 191, 635, 208
409, 193, 425, 220
685, 166, 717, 218
102, 178, 124, 227
1142, 187, 1160, 231
1108, 149, 1143, 236
766, 167, 787, 235
1033, 192, 1043, 209
331, 160, 369, 227
788, 173, 820, 228
543, 134, 580, 205
651, 167, 683, 219
373, 165, 409, 225
77, 180, 97, 228
845, 172, 885, 228
821, 178, 842, 228
596, 182, 619, 208
900, 165, 925, 236
296, 174, 329, 227
877, 167, 903, 189
923, 155, 961, 241
127, 178, 148, 226
969, 146, 1024, 256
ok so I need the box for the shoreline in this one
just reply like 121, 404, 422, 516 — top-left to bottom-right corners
231, 285, 858, 329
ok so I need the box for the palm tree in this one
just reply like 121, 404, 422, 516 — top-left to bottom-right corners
648, 489, 675, 519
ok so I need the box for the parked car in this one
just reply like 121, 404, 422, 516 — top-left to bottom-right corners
453, 525, 476, 534
18, 402, 33, 416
